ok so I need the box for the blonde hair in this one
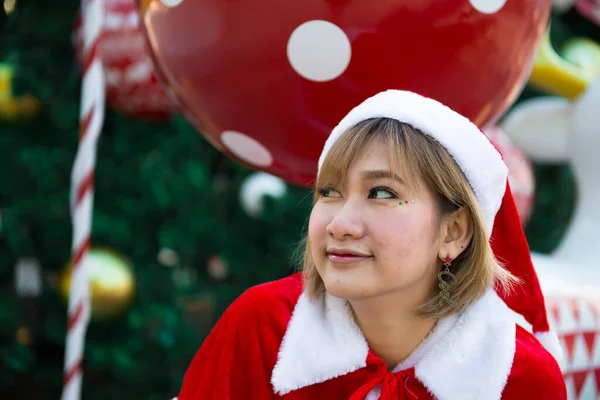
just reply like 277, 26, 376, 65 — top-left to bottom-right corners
301, 118, 517, 319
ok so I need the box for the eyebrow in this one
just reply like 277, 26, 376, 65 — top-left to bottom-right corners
359, 170, 405, 185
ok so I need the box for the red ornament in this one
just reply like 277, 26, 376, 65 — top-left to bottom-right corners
74, 0, 175, 120
137, 0, 550, 186
484, 126, 536, 226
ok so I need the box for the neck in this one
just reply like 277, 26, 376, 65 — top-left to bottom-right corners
348, 288, 438, 370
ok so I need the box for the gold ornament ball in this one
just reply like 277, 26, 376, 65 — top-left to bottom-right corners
60, 248, 136, 320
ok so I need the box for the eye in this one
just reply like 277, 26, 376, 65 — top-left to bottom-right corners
368, 187, 397, 199
317, 186, 342, 198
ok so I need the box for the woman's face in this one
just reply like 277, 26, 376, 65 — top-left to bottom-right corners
309, 140, 443, 300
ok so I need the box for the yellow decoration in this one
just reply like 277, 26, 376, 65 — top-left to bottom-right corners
0, 64, 41, 121
60, 248, 136, 320
4, 0, 16, 15
529, 28, 591, 99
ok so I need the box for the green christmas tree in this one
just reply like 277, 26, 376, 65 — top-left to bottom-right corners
0, 2, 598, 399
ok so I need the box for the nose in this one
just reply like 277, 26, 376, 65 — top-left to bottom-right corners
326, 200, 365, 240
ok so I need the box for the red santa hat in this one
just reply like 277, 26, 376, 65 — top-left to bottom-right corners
317, 90, 562, 362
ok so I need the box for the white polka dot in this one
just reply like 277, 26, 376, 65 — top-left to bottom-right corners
469, 0, 507, 13
161, 0, 184, 7
287, 20, 351, 82
221, 131, 273, 167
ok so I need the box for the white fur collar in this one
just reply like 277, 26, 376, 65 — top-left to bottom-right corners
271, 289, 516, 400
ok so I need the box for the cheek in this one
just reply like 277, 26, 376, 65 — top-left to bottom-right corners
373, 210, 437, 259
308, 204, 330, 248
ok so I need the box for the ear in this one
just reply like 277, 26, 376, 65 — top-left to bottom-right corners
439, 208, 474, 260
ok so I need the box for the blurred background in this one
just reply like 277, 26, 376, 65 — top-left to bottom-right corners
1, 0, 599, 399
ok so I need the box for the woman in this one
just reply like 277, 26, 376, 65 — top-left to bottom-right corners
176, 90, 567, 399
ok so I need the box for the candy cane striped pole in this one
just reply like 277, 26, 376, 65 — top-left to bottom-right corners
61, 0, 105, 399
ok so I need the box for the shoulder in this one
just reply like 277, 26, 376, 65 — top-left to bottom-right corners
513, 325, 563, 380
177, 274, 305, 400
223, 272, 304, 326
503, 325, 566, 399
230, 272, 304, 310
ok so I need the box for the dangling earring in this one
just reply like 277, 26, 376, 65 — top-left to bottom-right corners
438, 256, 457, 306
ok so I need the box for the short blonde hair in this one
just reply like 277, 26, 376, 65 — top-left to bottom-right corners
301, 118, 517, 319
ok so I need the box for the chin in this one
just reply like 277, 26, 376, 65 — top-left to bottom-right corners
319, 268, 380, 300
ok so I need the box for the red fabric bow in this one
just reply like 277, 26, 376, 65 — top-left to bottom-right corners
350, 353, 419, 399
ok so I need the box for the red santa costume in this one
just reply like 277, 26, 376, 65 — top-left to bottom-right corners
176, 90, 567, 400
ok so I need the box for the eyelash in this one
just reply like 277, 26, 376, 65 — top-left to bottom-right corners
317, 186, 398, 199
317, 186, 334, 197
369, 186, 398, 199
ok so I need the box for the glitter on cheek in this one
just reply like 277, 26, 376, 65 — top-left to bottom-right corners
394, 200, 415, 208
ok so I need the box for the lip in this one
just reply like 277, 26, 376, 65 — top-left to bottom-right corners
327, 248, 370, 257
326, 248, 372, 264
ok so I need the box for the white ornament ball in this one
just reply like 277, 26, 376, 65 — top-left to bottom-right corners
552, 0, 576, 12
239, 172, 287, 218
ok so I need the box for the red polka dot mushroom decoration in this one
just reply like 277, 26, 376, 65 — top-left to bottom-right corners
484, 125, 536, 226
137, 0, 550, 186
